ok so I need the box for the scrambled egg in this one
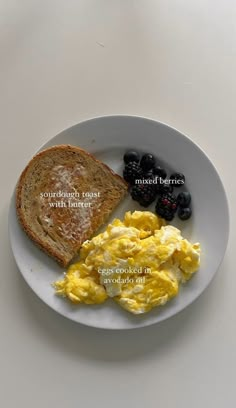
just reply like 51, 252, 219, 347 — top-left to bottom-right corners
53, 211, 201, 314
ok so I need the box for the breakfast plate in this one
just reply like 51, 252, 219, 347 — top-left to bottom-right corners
9, 115, 229, 329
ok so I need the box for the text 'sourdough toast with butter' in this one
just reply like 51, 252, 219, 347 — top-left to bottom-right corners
16, 144, 128, 267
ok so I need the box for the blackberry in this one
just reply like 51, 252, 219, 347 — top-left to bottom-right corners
153, 176, 162, 194
123, 150, 140, 164
159, 183, 174, 195
177, 191, 191, 208
123, 162, 142, 184
142, 170, 155, 186
140, 153, 156, 171
155, 193, 178, 221
131, 184, 157, 207
163, 210, 175, 222
178, 207, 192, 220
169, 172, 185, 187
156, 205, 175, 221
160, 193, 178, 212
153, 166, 167, 180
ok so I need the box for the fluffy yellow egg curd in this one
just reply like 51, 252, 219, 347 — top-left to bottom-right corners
53, 211, 201, 314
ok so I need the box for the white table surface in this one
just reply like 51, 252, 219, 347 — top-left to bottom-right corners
1, 1, 235, 407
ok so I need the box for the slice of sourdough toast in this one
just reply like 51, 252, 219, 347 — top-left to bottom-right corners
16, 144, 128, 267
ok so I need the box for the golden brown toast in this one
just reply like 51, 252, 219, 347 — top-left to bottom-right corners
16, 144, 128, 266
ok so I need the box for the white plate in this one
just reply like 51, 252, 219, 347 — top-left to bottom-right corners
9, 115, 229, 329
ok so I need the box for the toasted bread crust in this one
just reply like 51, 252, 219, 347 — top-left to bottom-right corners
16, 144, 128, 267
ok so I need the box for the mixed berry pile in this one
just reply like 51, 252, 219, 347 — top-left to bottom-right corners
123, 151, 192, 221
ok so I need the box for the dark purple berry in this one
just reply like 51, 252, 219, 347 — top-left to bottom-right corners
155, 206, 165, 217
177, 192, 191, 208
152, 176, 161, 193
155, 193, 178, 221
159, 183, 174, 195
169, 172, 185, 187
153, 166, 167, 180
140, 154, 156, 171
164, 210, 175, 221
131, 184, 157, 207
123, 162, 142, 184
178, 207, 192, 220
123, 151, 140, 164
142, 170, 154, 180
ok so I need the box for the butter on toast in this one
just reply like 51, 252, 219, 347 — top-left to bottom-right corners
16, 144, 128, 267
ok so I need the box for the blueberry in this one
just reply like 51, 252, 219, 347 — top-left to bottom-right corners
153, 166, 167, 180
169, 172, 185, 187
177, 192, 191, 208
143, 170, 154, 180
123, 151, 140, 164
178, 207, 192, 220
140, 154, 156, 171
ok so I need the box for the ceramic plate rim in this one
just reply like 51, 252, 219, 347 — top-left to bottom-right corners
9, 115, 230, 330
